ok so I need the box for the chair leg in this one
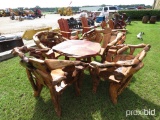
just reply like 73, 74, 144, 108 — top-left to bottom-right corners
117, 75, 133, 95
89, 68, 100, 93
77, 70, 84, 89
34, 80, 43, 97
105, 52, 113, 62
74, 81, 81, 96
26, 69, 43, 97
109, 82, 120, 104
48, 86, 61, 117
65, 56, 69, 60
74, 69, 84, 96
109, 75, 133, 104
92, 77, 100, 93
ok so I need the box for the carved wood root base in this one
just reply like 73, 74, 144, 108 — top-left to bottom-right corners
92, 79, 100, 94
109, 76, 133, 104
54, 104, 61, 117
109, 82, 119, 104
92, 79, 133, 105
33, 89, 42, 97
90, 68, 100, 94
34, 83, 43, 97
74, 82, 81, 96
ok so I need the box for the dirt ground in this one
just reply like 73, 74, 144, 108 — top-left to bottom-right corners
0, 14, 78, 35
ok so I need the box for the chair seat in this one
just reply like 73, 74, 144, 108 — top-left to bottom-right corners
55, 81, 67, 92
70, 35, 79, 40
110, 35, 116, 42
109, 66, 129, 83
113, 55, 135, 62
50, 69, 66, 85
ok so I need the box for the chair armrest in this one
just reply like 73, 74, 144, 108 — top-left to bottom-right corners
90, 61, 119, 68
108, 32, 123, 46
90, 58, 140, 68
60, 31, 72, 34
117, 46, 129, 54
127, 43, 147, 55
136, 44, 151, 61
82, 26, 94, 29
60, 30, 79, 36
71, 30, 79, 34
112, 29, 128, 32
52, 76, 67, 85
11, 46, 29, 60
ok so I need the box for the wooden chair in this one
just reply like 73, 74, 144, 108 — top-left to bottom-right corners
58, 18, 79, 39
83, 25, 126, 62
108, 19, 114, 29
89, 44, 151, 104
113, 13, 126, 29
108, 19, 127, 34
80, 29, 103, 43
33, 30, 67, 48
33, 30, 67, 59
99, 32, 127, 62
81, 17, 99, 34
80, 22, 125, 46
119, 13, 127, 27
96, 20, 126, 45
80, 23, 126, 62
12, 46, 87, 117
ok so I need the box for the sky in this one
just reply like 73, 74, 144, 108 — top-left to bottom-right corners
0, 0, 154, 9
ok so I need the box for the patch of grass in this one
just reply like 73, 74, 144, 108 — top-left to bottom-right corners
0, 21, 160, 120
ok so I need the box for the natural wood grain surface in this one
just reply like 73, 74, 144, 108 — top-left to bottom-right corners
52, 40, 101, 58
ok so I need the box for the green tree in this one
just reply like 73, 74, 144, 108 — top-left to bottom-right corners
101, 4, 106, 7
35, 6, 41, 8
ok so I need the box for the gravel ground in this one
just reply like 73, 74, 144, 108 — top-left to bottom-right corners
0, 14, 80, 61
0, 14, 79, 35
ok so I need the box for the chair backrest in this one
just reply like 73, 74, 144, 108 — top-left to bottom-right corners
102, 32, 123, 48
32, 31, 66, 59
81, 17, 89, 28
33, 30, 66, 49
58, 18, 68, 31
58, 18, 71, 39
18, 55, 50, 85
101, 21, 108, 29
62, 19, 70, 32
81, 17, 91, 33
80, 29, 103, 43
99, 27, 112, 48
108, 19, 114, 29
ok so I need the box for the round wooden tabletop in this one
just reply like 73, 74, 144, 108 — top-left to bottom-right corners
52, 40, 101, 58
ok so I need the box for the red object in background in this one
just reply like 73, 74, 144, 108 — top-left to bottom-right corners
137, 6, 145, 9
37, 9, 41, 14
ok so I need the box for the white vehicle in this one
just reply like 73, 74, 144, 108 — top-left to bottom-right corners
93, 6, 118, 20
